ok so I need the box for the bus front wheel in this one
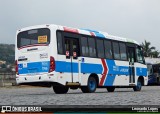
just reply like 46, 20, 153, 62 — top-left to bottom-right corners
53, 86, 69, 94
81, 77, 97, 93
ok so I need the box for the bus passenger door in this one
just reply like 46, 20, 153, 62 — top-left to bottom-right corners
64, 38, 80, 84
127, 47, 135, 84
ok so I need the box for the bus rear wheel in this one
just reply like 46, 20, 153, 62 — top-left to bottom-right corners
81, 77, 97, 93
133, 79, 142, 91
106, 87, 115, 92
53, 86, 69, 94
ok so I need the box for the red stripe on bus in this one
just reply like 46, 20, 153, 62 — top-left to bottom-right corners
63, 27, 79, 33
99, 59, 108, 86
90, 32, 95, 36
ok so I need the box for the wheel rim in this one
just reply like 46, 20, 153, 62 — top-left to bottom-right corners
89, 80, 96, 91
137, 81, 141, 90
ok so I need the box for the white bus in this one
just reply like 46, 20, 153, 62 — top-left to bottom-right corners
15, 24, 148, 94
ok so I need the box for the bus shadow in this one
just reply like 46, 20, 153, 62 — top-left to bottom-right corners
24, 90, 142, 96
66, 91, 134, 94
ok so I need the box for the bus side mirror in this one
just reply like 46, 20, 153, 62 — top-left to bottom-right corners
66, 51, 70, 59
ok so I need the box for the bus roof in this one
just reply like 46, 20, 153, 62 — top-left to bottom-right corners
58, 25, 139, 45
17, 24, 140, 45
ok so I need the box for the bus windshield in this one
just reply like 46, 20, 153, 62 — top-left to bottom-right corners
17, 28, 50, 48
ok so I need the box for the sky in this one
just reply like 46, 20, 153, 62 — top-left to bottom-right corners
0, 0, 160, 50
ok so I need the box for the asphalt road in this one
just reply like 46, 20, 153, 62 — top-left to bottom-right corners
0, 86, 160, 105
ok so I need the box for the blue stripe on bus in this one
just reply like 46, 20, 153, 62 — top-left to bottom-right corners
136, 67, 147, 76
103, 60, 132, 86
80, 29, 105, 38
104, 60, 116, 86
80, 29, 99, 33
55, 61, 78, 73
18, 60, 147, 84
94, 32, 105, 38
55, 61, 102, 74
18, 61, 50, 74
81, 63, 102, 74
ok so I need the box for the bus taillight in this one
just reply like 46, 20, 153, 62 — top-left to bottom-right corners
15, 60, 18, 75
49, 56, 55, 72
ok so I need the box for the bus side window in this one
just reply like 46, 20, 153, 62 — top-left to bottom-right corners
96, 39, 105, 58
104, 40, 113, 59
65, 39, 70, 53
119, 43, 127, 60
81, 37, 89, 56
88, 37, 97, 57
57, 32, 63, 54
112, 42, 120, 60
72, 39, 80, 57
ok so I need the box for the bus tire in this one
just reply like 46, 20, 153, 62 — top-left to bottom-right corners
81, 77, 97, 93
106, 87, 115, 92
53, 86, 69, 94
157, 77, 160, 85
133, 79, 142, 91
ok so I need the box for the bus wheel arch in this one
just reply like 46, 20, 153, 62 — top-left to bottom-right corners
133, 76, 144, 91
81, 73, 98, 93
89, 73, 99, 86
138, 76, 144, 86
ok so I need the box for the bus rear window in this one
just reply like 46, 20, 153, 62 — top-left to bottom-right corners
17, 28, 50, 48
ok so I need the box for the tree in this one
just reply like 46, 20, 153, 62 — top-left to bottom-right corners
0, 44, 15, 65
1, 64, 6, 68
141, 40, 155, 57
151, 50, 160, 58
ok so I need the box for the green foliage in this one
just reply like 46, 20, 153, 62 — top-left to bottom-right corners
141, 40, 159, 58
0, 44, 15, 65
1, 64, 6, 68
151, 50, 160, 58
